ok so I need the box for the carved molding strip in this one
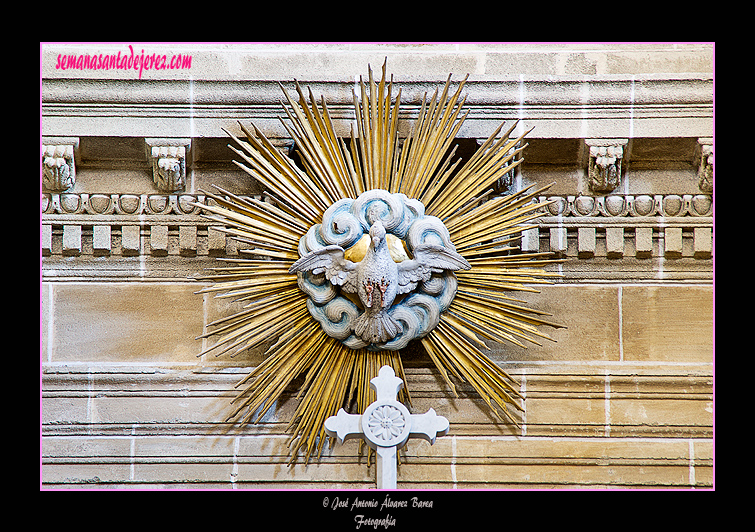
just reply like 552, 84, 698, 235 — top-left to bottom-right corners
42, 77, 714, 109
42, 193, 209, 216
42, 192, 713, 218
534, 193, 712, 218
41, 193, 713, 263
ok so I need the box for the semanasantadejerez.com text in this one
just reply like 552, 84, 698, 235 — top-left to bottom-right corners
54, 45, 192, 79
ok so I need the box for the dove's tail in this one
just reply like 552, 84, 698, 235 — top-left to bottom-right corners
354, 310, 401, 345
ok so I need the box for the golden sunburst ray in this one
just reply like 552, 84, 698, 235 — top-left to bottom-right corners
192, 59, 566, 464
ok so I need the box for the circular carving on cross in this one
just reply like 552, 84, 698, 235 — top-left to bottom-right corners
361, 400, 412, 449
367, 405, 406, 441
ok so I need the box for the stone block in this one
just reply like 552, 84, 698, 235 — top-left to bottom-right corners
198, 289, 269, 366
549, 227, 567, 255
92, 225, 111, 256
47, 283, 204, 364
605, 374, 713, 437
179, 225, 197, 256
577, 227, 595, 258
62, 225, 81, 256
89, 395, 225, 424
621, 285, 713, 362
121, 225, 141, 256
521, 227, 540, 252
208, 227, 226, 256
41, 395, 90, 425
522, 374, 606, 437
525, 394, 606, 435
635, 227, 653, 258
605, 227, 624, 258
441, 437, 698, 488
42, 462, 132, 485
42, 225, 52, 256
609, 394, 713, 436
664, 227, 683, 258
150, 225, 169, 256
489, 285, 621, 362
694, 227, 712, 258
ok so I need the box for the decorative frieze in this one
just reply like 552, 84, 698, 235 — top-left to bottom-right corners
41, 192, 713, 219
585, 139, 628, 193
41, 193, 713, 278
535, 193, 712, 218
522, 193, 712, 263
41, 192, 207, 216
42, 139, 79, 192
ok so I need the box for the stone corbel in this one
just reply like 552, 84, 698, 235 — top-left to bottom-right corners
42, 137, 79, 192
145, 138, 191, 192
585, 139, 628, 192
696, 138, 713, 193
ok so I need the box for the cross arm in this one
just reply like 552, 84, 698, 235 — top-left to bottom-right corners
409, 408, 450, 445
323, 408, 363, 444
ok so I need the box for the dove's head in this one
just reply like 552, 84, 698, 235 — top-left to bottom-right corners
369, 220, 386, 250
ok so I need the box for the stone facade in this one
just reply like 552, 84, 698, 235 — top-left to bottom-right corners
41, 43, 714, 489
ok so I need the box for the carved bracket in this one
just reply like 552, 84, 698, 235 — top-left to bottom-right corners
42, 138, 79, 192
145, 139, 190, 192
696, 138, 713, 193
586, 139, 628, 192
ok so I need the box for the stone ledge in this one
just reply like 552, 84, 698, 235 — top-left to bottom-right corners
42, 76, 713, 140
41, 193, 714, 266
41, 430, 712, 488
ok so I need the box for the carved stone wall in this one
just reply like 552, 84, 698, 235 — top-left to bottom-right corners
41, 43, 714, 490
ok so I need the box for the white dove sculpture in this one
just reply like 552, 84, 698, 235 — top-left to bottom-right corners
289, 220, 471, 344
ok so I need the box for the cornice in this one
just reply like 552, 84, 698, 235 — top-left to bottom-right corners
42, 77, 713, 107
41, 77, 714, 140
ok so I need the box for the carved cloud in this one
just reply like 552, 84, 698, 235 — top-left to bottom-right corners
296, 190, 459, 351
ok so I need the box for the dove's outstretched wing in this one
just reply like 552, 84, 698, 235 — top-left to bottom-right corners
396, 244, 471, 295
289, 245, 359, 292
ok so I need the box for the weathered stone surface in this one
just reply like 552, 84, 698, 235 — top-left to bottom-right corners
46, 283, 203, 364
621, 285, 713, 362
491, 285, 621, 362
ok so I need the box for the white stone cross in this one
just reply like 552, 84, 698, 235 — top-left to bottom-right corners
324, 365, 449, 489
